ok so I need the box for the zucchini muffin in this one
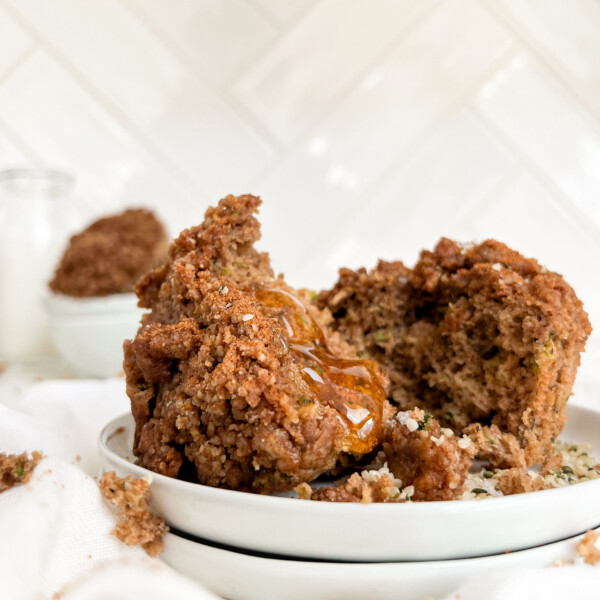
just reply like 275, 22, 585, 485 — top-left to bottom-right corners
318, 238, 591, 466
124, 195, 389, 494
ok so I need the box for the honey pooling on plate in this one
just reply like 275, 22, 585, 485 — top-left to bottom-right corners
255, 286, 385, 455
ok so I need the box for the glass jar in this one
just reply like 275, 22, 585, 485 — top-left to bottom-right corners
0, 168, 76, 359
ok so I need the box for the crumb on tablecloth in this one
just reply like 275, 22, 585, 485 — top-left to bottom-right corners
552, 559, 575, 567
99, 471, 168, 557
577, 530, 600, 565
0, 451, 43, 493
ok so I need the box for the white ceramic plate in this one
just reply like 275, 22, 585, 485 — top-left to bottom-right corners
161, 527, 597, 600
99, 404, 600, 562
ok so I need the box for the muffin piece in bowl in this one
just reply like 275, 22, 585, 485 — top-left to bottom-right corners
50, 208, 167, 297
46, 208, 168, 377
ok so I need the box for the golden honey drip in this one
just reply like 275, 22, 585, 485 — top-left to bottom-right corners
255, 286, 385, 455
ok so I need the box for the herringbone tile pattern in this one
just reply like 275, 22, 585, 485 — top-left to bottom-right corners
0, 0, 598, 386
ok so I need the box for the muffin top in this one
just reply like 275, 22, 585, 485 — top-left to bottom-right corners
49, 208, 168, 298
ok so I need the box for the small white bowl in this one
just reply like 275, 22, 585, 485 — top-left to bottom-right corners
161, 526, 599, 600
45, 292, 144, 378
99, 403, 600, 562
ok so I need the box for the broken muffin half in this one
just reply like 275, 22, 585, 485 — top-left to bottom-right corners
124, 194, 389, 494
318, 238, 591, 467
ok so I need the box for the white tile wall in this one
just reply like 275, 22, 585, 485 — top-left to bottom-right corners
310, 111, 517, 284
0, 51, 200, 231
6, 0, 276, 202
233, 0, 441, 144
0, 7, 31, 80
123, 0, 278, 87
473, 52, 600, 225
482, 0, 600, 119
0, 123, 32, 165
251, 0, 317, 25
0, 0, 599, 387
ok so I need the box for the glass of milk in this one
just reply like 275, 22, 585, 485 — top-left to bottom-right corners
0, 168, 75, 359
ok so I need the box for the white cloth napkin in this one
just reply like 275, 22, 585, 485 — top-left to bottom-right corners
1, 372, 599, 600
442, 567, 600, 600
0, 375, 217, 600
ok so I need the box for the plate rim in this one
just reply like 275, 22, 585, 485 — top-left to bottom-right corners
99, 404, 600, 515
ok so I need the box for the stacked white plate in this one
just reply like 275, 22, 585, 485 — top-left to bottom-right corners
99, 404, 600, 600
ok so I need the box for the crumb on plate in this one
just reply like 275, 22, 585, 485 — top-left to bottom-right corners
297, 463, 402, 503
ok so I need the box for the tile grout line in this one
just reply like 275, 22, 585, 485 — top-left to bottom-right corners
467, 106, 600, 246
0, 23, 46, 165
0, 113, 45, 165
445, 160, 524, 234
242, 0, 282, 30
116, 0, 328, 158
116, 0, 285, 156
118, 0, 335, 158
119, 0, 445, 181
244, 0, 322, 33
1, 1, 210, 208
0, 43, 36, 89
477, 0, 600, 131
243, 0, 283, 30
309, 43, 520, 257
224, 0, 323, 87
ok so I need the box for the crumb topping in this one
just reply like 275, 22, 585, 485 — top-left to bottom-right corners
125, 194, 389, 494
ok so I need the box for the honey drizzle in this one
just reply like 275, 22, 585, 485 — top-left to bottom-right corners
255, 287, 385, 455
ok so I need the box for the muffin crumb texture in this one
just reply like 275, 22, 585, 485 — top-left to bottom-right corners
383, 409, 475, 501
298, 463, 403, 503
319, 238, 591, 467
